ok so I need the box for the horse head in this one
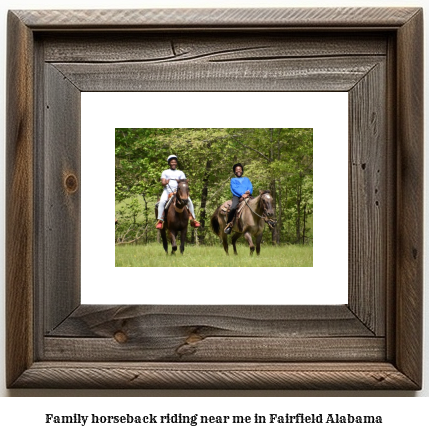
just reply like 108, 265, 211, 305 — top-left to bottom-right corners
176, 179, 189, 207
259, 190, 275, 218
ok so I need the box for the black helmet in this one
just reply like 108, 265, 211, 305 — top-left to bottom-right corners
232, 163, 243, 173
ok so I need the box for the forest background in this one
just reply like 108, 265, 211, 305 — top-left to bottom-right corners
115, 128, 313, 247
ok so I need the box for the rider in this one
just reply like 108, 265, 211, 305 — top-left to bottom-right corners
224, 163, 253, 234
156, 155, 201, 229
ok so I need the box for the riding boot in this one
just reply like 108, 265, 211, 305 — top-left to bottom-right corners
156, 210, 165, 229
190, 219, 201, 228
227, 208, 235, 224
187, 208, 201, 228
224, 218, 234, 234
225, 206, 237, 234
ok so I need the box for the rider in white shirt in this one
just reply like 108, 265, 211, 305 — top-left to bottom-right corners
156, 155, 201, 229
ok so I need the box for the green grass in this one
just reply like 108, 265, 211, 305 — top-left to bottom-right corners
115, 242, 312, 267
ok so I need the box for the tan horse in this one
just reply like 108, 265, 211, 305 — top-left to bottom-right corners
210, 190, 275, 255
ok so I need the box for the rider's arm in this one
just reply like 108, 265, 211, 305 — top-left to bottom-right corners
230, 179, 242, 197
247, 178, 253, 195
161, 178, 169, 186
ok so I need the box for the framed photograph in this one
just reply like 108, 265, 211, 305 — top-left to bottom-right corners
83, 93, 347, 305
6, 7, 423, 389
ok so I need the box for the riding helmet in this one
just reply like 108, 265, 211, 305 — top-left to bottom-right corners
232, 163, 244, 173
167, 154, 178, 164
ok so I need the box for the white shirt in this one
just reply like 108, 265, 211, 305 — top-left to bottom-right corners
161, 169, 186, 193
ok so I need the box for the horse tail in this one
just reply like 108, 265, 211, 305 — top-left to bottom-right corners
210, 207, 221, 236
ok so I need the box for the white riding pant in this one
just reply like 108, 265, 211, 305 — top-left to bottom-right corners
157, 189, 196, 220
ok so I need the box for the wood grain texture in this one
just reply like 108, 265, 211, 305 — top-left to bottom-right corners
6, 11, 35, 388
348, 61, 386, 335
42, 33, 388, 63
395, 9, 423, 387
33, 38, 46, 361
6, 8, 423, 390
52, 56, 383, 92
385, 34, 398, 363
47, 305, 374, 337
11, 362, 419, 390
44, 305, 380, 362
44, 337, 385, 362
14, 8, 420, 29
43, 64, 81, 333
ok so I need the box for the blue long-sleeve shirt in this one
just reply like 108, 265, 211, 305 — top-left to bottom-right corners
230, 177, 253, 197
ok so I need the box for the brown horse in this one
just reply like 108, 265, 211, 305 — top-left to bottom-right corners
211, 190, 275, 256
155, 179, 190, 254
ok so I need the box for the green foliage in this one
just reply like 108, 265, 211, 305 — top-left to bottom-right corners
115, 128, 313, 245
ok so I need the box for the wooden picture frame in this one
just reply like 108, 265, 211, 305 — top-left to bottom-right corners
6, 8, 423, 389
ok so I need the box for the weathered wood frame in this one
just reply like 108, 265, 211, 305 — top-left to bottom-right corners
6, 8, 423, 389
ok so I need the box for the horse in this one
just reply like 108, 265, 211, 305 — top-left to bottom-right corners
155, 179, 190, 254
210, 190, 275, 256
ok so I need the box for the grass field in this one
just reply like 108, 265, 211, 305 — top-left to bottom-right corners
115, 242, 312, 267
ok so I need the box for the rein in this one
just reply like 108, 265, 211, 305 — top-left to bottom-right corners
168, 179, 188, 213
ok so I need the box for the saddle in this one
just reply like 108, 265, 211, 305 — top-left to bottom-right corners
165, 192, 176, 212
154, 192, 177, 213
155, 193, 189, 218
219, 197, 250, 220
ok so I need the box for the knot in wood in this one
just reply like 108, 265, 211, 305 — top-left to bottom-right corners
186, 333, 203, 344
65, 174, 78, 193
114, 331, 128, 343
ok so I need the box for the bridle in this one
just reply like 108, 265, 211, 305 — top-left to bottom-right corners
168, 179, 189, 212
244, 192, 277, 229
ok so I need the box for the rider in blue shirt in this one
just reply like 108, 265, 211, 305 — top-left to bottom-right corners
224, 163, 253, 234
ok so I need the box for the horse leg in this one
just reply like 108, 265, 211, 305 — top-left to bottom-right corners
160, 229, 168, 254
180, 228, 186, 254
243, 231, 255, 256
170, 230, 178, 254
220, 229, 229, 255
255, 233, 263, 256
214, 216, 228, 255
231, 232, 241, 255
221, 234, 229, 255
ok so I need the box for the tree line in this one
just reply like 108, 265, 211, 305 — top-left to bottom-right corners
115, 128, 313, 246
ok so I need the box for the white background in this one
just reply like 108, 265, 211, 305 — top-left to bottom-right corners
0, 0, 428, 428
81, 92, 348, 305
